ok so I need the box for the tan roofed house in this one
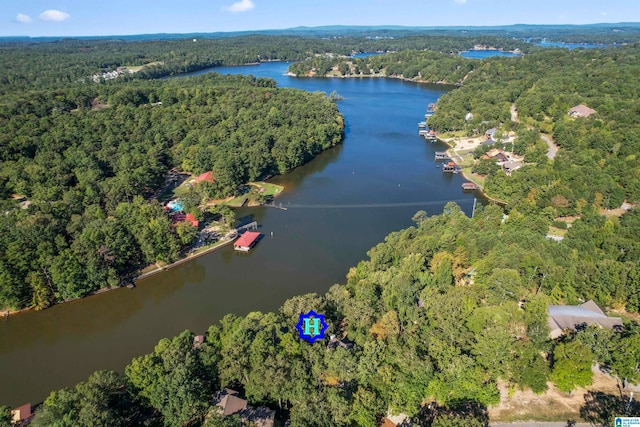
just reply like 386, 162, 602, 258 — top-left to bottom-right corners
212, 389, 275, 427
568, 104, 596, 118
548, 300, 623, 339
215, 389, 248, 416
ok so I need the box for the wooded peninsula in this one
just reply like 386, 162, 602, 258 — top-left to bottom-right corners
1, 28, 640, 426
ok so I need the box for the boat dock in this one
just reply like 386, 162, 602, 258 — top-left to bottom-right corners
442, 161, 460, 173
234, 231, 262, 252
265, 202, 288, 210
435, 151, 450, 160
462, 182, 480, 190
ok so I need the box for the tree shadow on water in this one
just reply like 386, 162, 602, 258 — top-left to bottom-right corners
414, 399, 489, 427
580, 391, 640, 427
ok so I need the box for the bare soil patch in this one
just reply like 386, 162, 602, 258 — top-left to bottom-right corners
489, 369, 624, 423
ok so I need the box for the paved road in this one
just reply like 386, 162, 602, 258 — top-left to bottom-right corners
541, 134, 559, 160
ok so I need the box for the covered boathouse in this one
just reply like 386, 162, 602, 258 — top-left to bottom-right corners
234, 231, 262, 252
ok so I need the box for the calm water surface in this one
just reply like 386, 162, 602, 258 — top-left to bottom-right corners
459, 49, 522, 59
0, 62, 479, 406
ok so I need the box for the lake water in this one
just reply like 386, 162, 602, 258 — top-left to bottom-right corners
0, 62, 480, 407
459, 49, 522, 59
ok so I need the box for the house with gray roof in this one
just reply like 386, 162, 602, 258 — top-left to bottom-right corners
548, 300, 623, 339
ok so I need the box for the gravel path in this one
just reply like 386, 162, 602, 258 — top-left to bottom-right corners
541, 134, 559, 159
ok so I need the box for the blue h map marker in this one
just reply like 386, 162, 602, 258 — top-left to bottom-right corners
296, 310, 328, 343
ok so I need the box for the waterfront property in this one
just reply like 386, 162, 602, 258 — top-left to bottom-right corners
442, 161, 460, 173
462, 182, 479, 191
548, 300, 622, 339
424, 130, 438, 141
233, 231, 262, 252
434, 151, 450, 160
11, 403, 32, 426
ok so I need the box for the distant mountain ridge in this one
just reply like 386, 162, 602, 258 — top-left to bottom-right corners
2, 22, 640, 43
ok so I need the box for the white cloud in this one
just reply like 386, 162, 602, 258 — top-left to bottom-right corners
223, 0, 255, 12
454, 0, 467, 4
601, 11, 608, 16
39, 9, 70, 22
15, 13, 32, 23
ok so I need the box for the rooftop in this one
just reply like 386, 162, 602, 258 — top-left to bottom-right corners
548, 300, 623, 339
234, 231, 261, 248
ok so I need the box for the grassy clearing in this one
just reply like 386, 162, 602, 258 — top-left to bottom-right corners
548, 226, 569, 237
250, 181, 284, 197
438, 130, 467, 139
225, 195, 248, 208
123, 61, 164, 73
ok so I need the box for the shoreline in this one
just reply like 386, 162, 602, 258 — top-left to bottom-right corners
2, 180, 287, 318
296, 72, 460, 87
2, 235, 239, 320
438, 137, 509, 206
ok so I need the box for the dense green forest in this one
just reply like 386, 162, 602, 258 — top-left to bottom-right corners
427, 46, 640, 213
288, 50, 478, 83
0, 73, 343, 310
2, 33, 640, 425
8, 203, 638, 426
0, 35, 535, 95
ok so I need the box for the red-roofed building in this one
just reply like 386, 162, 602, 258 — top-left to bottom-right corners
234, 231, 261, 252
185, 213, 199, 228
12, 403, 33, 425
195, 171, 215, 183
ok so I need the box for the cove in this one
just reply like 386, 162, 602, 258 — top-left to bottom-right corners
0, 62, 479, 407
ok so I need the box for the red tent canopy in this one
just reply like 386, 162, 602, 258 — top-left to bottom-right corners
196, 171, 215, 183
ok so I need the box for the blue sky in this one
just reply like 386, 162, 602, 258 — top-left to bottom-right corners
2, 0, 639, 37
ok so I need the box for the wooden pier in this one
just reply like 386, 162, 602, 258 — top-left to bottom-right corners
237, 221, 258, 233
265, 202, 288, 211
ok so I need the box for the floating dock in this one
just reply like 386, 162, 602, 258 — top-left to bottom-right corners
442, 162, 460, 173
462, 182, 479, 191
234, 231, 262, 252
435, 151, 450, 160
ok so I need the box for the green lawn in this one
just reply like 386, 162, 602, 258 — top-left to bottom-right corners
250, 181, 284, 197
225, 195, 248, 208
